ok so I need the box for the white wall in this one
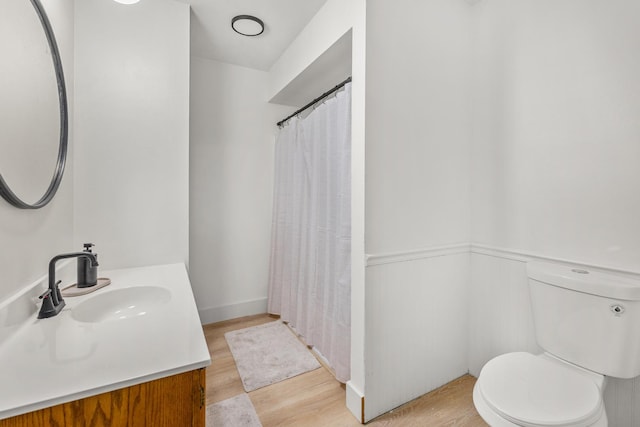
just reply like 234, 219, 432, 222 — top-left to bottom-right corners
0, 0, 74, 302
74, 0, 190, 270
469, 0, 640, 424
346, 0, 367, 421
190, 57, 292, 324
362, 0, 473, 420
268, 0, 358, 103
365, 0, 472, 254
470, 0, 640, 272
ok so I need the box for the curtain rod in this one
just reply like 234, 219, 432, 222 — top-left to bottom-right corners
277, 76, 352, 128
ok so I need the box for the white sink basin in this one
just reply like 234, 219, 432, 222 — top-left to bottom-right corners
71, 286, 171, 323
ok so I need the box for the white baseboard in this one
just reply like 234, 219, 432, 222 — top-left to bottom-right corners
198, 297, 268, 325
346, 381, 365, 424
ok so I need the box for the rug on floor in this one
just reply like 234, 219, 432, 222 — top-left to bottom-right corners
225, 321, 321, 392
206, 393, 262, 427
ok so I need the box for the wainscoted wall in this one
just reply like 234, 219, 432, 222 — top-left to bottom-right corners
469, 1, 640, 424
363, 247, 469, 421
360, 0, 473, 421
468, 248, 539, 376
468, 246, 640, 426
359, 243, 640, 424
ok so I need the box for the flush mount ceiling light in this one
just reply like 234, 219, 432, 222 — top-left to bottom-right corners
113, 0, 140, 4
231, 15, 265, 37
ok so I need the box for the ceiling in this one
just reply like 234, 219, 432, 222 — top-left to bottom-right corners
176, 0, 328, 71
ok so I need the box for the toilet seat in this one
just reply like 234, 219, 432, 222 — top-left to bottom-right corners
476, 352, 604, 427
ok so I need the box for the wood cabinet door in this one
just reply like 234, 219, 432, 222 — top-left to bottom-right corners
1, 368, 206, 427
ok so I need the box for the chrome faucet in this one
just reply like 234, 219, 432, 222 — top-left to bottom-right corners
38, 251, 99, 319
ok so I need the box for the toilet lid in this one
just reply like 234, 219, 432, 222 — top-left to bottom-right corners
478, 352, 603, 427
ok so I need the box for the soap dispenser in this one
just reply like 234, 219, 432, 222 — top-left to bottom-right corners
77, 243, 98, 288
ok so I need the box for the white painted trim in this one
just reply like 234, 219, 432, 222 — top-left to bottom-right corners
470, 244, 640, 276
365, 242, 639, 276
198, 297, 268, 325
469, 244, 531, 263
366, 243, 470, 266
346, 380, 365, 423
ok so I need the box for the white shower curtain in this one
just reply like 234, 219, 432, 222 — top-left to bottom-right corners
268, 83, 351, 383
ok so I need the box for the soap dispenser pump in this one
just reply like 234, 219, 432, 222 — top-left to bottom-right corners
77, 243, 98, 288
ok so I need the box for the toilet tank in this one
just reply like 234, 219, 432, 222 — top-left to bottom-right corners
527, 261, 640, 379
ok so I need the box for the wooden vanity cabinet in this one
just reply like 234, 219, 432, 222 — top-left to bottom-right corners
0, 368, 205, 427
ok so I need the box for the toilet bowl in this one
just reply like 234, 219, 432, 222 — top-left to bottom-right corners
473, 352, 607, 427
473, 261, 640, 427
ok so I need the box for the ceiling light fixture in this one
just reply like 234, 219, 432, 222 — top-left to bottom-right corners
231, 15, 265, 37
113, 0, 140, 4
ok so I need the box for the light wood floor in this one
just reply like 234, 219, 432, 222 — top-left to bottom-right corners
203, 314, 488, 426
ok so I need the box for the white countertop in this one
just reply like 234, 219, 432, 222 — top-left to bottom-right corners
0, 263, 211, 420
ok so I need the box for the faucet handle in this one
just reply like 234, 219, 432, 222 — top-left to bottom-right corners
83, 243, 95, 252
38, 290, 56, 319
39, 288, 52, 299
41, 280, 63, 305
37, 281, 65, 319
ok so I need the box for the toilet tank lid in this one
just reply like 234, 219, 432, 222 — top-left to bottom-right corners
527, 261, 640, 301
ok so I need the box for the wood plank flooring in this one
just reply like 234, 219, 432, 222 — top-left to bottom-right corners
203, 314, 488, 426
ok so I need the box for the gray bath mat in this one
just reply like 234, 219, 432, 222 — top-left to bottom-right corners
206, 393, 262, 427
225, 321, 321, 392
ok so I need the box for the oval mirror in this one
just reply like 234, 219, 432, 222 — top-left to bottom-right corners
0, 0, 68, 209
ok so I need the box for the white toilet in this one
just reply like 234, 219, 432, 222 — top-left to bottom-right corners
474, 261, 640, 427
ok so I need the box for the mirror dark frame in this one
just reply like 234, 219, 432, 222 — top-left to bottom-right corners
0, 0, 68, 209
